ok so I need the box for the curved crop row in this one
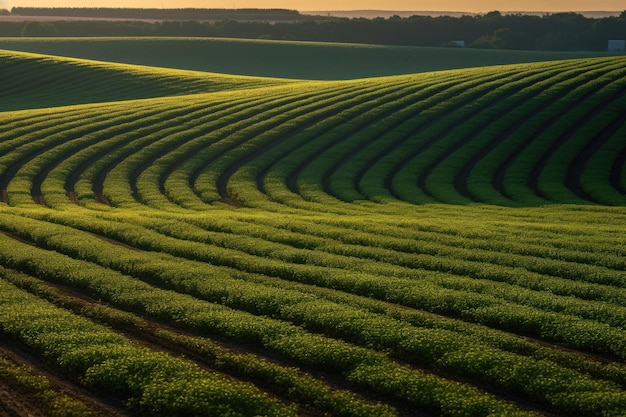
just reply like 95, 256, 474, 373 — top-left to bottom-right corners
3, 54, 624, 208
0, 51, 625, 417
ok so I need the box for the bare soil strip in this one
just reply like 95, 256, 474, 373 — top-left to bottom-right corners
156, 95, 287, 205
66, 190, 80, 204
372, 100, 475, 199
0, 153, 36, 204
64, 148, 114, 205
0, 344, 128, 417
92, 169, 112, 206
0, 231, 36, 247
0, 367, 48, 417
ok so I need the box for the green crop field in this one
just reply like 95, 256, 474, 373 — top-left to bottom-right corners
0, 46, 625, 417
0, 37, 621, 79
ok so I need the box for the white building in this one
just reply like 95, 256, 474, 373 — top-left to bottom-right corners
448, 40, 465, 48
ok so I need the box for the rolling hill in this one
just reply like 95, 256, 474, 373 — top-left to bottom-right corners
0, 49, 292, 111
0, 48, 625, 417
0, 36, 620, 79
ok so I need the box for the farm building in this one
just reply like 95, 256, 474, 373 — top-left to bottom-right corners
447, 40, 465, 47
608, 40, 625, 51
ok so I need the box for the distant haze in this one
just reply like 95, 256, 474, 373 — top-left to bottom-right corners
302, 10, 621, 18
3, 1, 625, 13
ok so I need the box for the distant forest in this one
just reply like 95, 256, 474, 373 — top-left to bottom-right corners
1, 8, 625, 51
9, 7, 305, 21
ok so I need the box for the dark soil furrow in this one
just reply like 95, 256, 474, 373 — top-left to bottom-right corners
0, 367, 48, 417
0, 342, 128, 417
160, 85, 358, 206
0, 115, 91, 205
63, 104, 203, 203
89, 101, 241, 206
4, 263, 558, 417
0, 269, 304, 410
492, 86, 626, 200
0, 151, 43, 204
377, 98, 481, 200
414, 68, 591, 203
455, 71, 605, 202
3, 111, 143, 206
379, 69, 535, 201
215, 84, 379, 204
217, 116, 321, 204
565, 109, 626, 201
0, 218, 616, 416
283, 79, 440, 198
0, 232, 344, 374
317, 86, 441, 199
0, 230, 36, 247
0, 264, 424, 417
155, 93, 311, 205
281, 80, 421, 196
610, 148, 626, 195
129, 95, 281, 204
527, 85, 626, 202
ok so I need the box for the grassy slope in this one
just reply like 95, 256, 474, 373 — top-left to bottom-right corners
0, 37, 621, 80
0, 49, 625, 417
0, 49, 294, 111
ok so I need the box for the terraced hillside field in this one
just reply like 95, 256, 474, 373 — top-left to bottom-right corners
0, 49, 625, 417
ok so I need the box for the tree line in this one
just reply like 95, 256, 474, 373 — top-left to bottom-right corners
1, 9, 625, 51
10, 7, 305, 21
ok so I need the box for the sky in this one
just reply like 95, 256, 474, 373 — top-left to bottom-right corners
2, 0, 624, 12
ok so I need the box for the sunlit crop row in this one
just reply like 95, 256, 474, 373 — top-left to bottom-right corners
0, 50, 625, 416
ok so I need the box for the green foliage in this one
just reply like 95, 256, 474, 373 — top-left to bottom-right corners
0, 49, 290, 111
20, 22, 59, 37
0, 279, 295, 417
0, 37, 617, 81
0, 355, 95, 417
3, 11, 626, 52
0, 50, 625, 417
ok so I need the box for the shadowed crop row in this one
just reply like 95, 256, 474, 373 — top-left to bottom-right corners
0, 50, 625, 416
1, 53, 625, 208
